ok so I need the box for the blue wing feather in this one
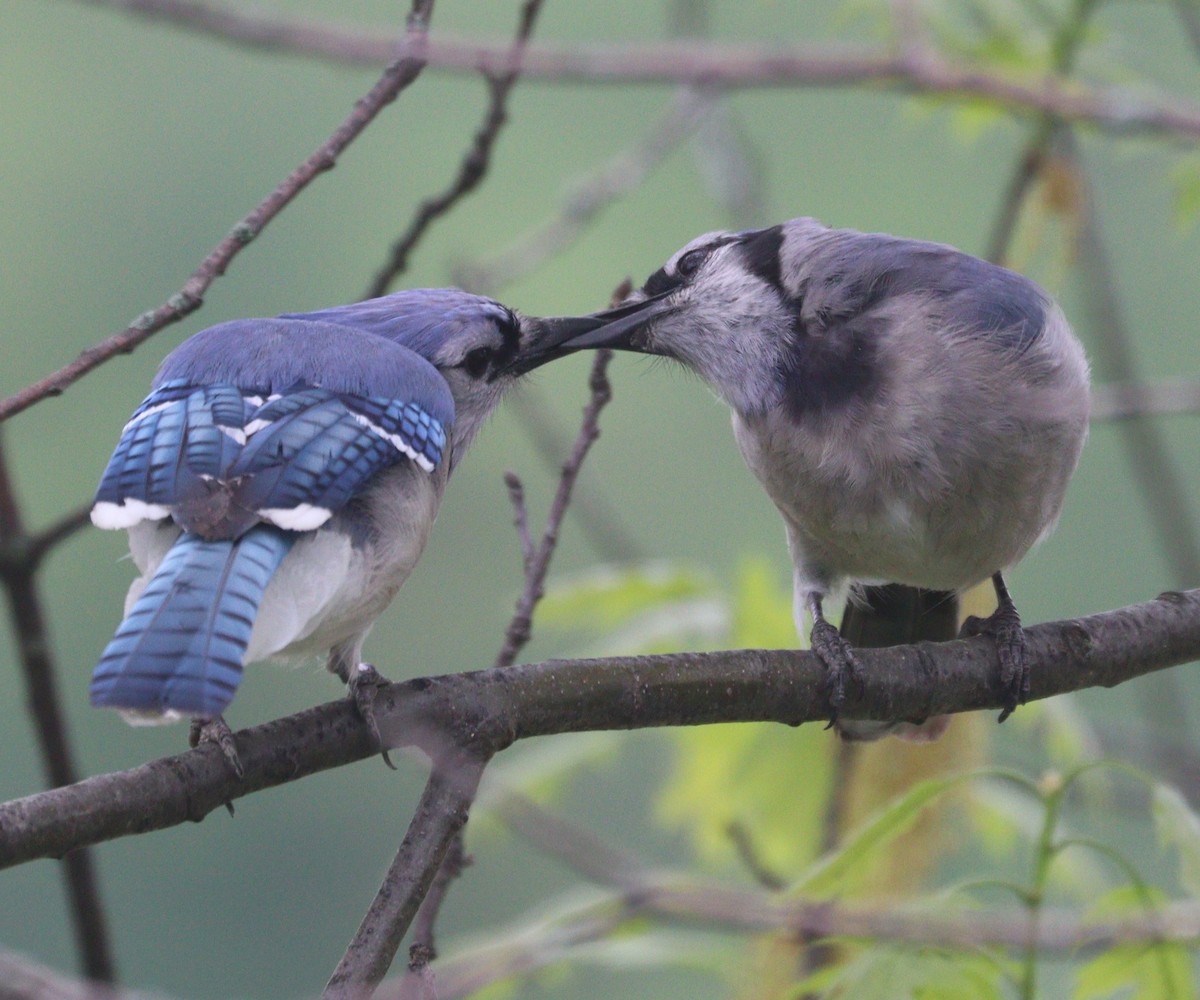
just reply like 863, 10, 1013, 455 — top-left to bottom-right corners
90, 527, 294, 717
228, 388, 446, 528
93, 381, 251, 525
94, 380, 447, 534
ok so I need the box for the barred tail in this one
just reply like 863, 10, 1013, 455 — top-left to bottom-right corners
91, 527, 294, 719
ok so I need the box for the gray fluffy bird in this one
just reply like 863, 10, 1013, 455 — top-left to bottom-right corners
526, 217, 1090, 737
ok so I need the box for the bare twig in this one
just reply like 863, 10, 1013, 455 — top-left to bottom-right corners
402, 878, 1200, 1000
7, 881, 1200, 1000
27, 506, 93, 567
0, 0, 435, 425
454, 90, 713, 295
727, 820, 787, 892
323, 751, 488, 1000
1067, 136, 1200, 588
493, 351, 615, 669
1091, 378, 1200, 421
365, 0, 545, 298
1175, 0, 1200, 63
68, 3, 1200, 140
3, 588, 1200, 870
984, 0, 1100, 263
0, 435, 115, 981
492, 792, 649, 890
503, 472, 534, 569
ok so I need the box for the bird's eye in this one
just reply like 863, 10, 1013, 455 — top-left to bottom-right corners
461, 347, 493, 378
675, 247, 711, 278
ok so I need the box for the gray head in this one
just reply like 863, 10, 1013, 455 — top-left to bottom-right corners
524, 218, 1054, 421
282, 289, 596, 460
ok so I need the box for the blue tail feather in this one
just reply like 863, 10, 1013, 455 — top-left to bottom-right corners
91, 527, 295, 717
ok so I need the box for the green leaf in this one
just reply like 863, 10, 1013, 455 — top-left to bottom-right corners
1153, 784, 1200, 897
1170, 156, 1200, 233
1075, 885, 1197, 1000
538, 561, 717, 632
797, 944, 1007, 1000
656, 721, 832, 874
1043, 698, 1105, 771
794, 774, 978, 898
731, 556, 798, 649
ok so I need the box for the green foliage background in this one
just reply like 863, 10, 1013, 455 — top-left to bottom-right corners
3, 1, 1200, 997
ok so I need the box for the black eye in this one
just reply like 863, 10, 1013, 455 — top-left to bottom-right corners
461, 347, 493, 378
675, 247, 710, 278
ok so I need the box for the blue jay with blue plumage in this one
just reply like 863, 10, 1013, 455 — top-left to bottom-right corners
90, 289, 589, 750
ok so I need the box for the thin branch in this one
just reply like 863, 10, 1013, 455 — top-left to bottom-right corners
7, 883, 1200, 1000
323, 751, 488, 1000
27, 506, 93, 567
8, 888, 1196, 1000
984, 0, 1100, 264
1175, 0, 1200, 63
0, 435, 116, 982
3, 588, 1200, 870
454, 89, 713, 295
0, 0, 435, 425
503, 472, 535, 569
727, 820, 787, 892
491, 792, 650, 890
493, 351, 615, 669
402, 880, 1200, 1000
1091, 378, 1200, 422
1067, 135, 1200, 588
65, 2, 1200, 140
364, 0, 545, 298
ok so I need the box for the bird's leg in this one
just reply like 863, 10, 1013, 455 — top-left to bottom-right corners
189, 715, 244, 779
806, 592, 863, 728
959, 571, 1027, 722
331, 647, 396, 770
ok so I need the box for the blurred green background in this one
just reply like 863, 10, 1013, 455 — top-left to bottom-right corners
3, 1, 1199, 997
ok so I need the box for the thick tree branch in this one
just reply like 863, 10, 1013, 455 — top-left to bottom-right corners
70, 2, 1200, 140
2, 589, 1198, 870
0, 0, 435, 425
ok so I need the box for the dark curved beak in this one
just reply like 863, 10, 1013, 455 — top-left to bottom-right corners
510, 292, 674, 375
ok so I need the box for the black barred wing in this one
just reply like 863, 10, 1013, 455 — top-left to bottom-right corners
228, 389, 448, 531
92, 378, 451, 537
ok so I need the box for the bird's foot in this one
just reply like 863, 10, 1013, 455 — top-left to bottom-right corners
349, 663, 397, 770
960, 602, 1027, 722
189, 715, 244, 780
809, 617, 864, 728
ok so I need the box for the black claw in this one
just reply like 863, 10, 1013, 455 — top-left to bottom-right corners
810, 617, 863, 727
962, 574, 1028, 723
349, 663, 397, 769
189, 715, 245, 779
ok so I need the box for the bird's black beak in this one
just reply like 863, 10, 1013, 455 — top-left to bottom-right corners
511, 292, 674, 375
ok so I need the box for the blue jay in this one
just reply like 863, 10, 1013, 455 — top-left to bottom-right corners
525, 218, 1090, 737
91, 289, 591, 754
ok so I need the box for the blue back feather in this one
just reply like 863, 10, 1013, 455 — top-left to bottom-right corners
281, 288, 512, 361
